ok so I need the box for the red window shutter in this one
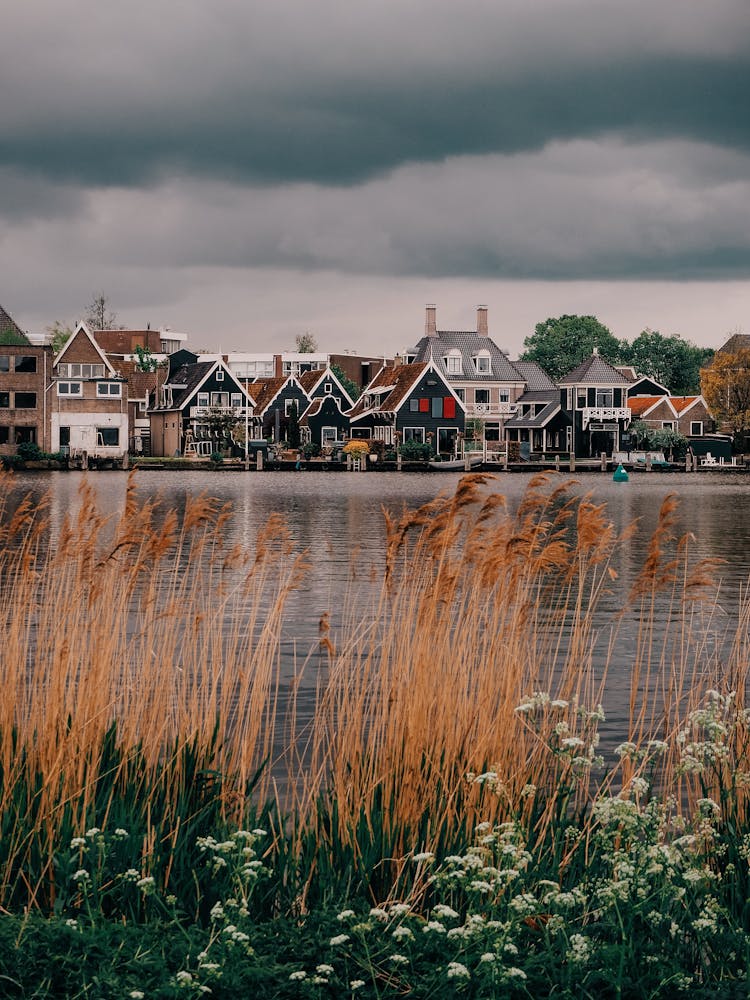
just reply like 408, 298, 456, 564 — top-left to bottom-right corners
419, 398, 429, 413
444, 397, 456, 419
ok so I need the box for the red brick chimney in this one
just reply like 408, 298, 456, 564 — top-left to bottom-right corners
477, 305, 488, 337
425, 304, 437, 338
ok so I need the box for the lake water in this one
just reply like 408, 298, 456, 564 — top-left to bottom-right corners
6, 468, 749, 755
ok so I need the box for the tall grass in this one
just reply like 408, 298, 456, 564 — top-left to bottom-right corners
0, 468, 746, 918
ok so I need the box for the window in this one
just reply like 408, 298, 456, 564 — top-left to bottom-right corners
410, 398, 419, 412
58, 382, 82, 396
0, 357, 9, 373
197, 392, 209, 408
14, 356, 36, 373
14, 392, 37, 408
403, 427, 425, 443
97, 427, 120, 447
0, 426, 8, 443
215, 369, 224, 381
661, 421, 674, 430
473, 351, 491, 373
475, 389, 490, 405
285, 399, 298, 417
138, 401, 148, 414
596, 390, 613, 407
230, 393, 243, 408
0, 393, 8, 408
445, 350, 462, 374
96, 382, 121, 397
68, 363, 106, 378
455, 388, 465, 403
324, 382, 332, 394
431, 397, 442, 418
690, 421, 704, 436
14, 427, 36, 444
499, 389, 509, 403
211, 392, 229, 407
577, 391, 587, 408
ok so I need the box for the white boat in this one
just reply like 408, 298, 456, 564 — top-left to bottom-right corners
428, 454, 484, 471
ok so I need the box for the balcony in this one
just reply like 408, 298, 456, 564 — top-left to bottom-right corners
465, 402, 517, 418
582, 407, 630, 429
189, 405, 250, 419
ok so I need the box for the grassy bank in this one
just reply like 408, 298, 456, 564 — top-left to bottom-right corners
0, 470, 748, 997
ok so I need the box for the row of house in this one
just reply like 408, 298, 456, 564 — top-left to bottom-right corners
0, 302, 716, 463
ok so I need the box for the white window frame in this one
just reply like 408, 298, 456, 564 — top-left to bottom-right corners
473, 351, 491, 374
690, 421, 703, 436
445, 351, 462, 375
661, 421, 675, 430
58, 381, 83, 396
215, 369, 224, 381
96, 381, 121, 397
230, 393, 243, 409
197, 392, 209, 408
474, 388, 490, 405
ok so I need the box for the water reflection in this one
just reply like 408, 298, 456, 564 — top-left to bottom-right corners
7, 469, 750, 758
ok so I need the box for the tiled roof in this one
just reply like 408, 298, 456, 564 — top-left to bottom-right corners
116, 359, 162, 400
153, 361, 215, 410
349, 363, 427, 418
511, 360, 558, 391
409, 332, 522, 382
0, 305, 30, 345
297, 370, 324, 393
671, 396, 700, 414
628, 396, 664, 417
559, 354, 632, 386
717, 334, 750, 355
248, 376, 290, 413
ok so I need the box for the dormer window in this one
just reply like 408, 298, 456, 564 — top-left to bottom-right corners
473, 350, 491, 374
444, 349, 462, 375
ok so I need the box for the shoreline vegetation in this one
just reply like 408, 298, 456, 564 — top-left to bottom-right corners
1, 469, 749, 996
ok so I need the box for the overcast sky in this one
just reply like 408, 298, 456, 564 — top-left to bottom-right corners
1, 0, 748, 357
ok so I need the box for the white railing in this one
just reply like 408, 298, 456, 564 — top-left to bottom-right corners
189, 406, 250, 419
582, 407, 630, 429
465, 402, 517, 417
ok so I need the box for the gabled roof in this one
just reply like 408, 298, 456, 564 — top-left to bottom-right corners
559, 353, 631, 386
670, 396, 703, 415
628, 396, 670, 419
717, 333, 750, 355
349, 362, 429, 420
627, 375, 670, 397
152, 359, 254, 412
0, 305, 30, 345
297, 365, 355, 408
249, 375, 306, 414
409, 331, 523, 382
299, 394, 349, 426
54, 322, 117, 375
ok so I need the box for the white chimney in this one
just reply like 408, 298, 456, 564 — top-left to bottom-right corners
477, 304, 488, 337
425, 304, 437, 338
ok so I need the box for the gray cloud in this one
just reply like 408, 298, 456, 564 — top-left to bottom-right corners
1, 1, 748, 187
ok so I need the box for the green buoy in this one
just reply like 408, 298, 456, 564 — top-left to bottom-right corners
613, 463, 629, 482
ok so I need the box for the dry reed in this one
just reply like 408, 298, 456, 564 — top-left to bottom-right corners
0, 468, 746, 911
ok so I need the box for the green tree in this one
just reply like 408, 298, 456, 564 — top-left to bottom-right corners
295, 332, 318, 353
134, 344, 159, 372
331, 364, 361, 402
46, 321, 73, 354
521, 315, 625, 380
623, 329, 713, 395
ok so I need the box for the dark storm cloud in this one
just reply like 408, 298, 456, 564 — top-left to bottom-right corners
1, 0, 748, 188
